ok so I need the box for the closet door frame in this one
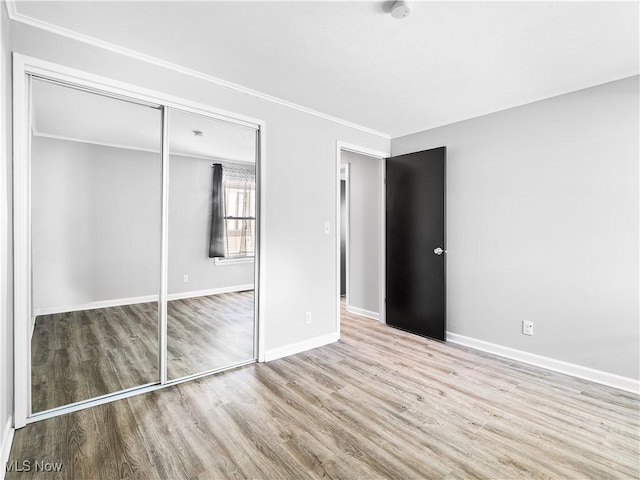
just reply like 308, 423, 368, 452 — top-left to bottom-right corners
12, 54, 266, 428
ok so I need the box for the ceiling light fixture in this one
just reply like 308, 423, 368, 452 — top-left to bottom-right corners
391, 0, 411, 19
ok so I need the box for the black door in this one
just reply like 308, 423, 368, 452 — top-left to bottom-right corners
386, 147, 446, 341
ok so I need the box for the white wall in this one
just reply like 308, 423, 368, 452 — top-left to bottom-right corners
341, 150, 381, 316
168, 153, 254, 296
31, 136, 161, 309
31, 136, 254, 311
0, 0, 13, 457
10, 21, 389, 357
392, 76, 639, 381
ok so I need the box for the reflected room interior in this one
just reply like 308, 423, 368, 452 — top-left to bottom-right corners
167, 110, 256, 380
29, 79, 256, 413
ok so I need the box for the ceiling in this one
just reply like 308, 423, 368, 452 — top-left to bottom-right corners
31, 78, 257, 163
15, 1, 640, 138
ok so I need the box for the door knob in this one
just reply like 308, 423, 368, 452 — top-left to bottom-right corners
433, 247, 445, 256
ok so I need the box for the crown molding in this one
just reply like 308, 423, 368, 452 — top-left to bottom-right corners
4, 0, 16, 19
6, 1, 391, 140
31, 129, 254, 165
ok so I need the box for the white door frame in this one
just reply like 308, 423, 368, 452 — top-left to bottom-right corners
335, 141, 388, 337
0, 10, 8, 444
13, 53, 267, 428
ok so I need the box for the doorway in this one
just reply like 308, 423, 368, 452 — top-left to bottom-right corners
340, 164, 349, 299
336, 143, 388, 335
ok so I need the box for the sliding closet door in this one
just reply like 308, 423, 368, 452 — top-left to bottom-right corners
166, 109, 257, 380
30, 78, 162, 412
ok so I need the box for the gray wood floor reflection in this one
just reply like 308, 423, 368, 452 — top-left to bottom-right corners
167, 290, 254, 380
31, 291, 254, 413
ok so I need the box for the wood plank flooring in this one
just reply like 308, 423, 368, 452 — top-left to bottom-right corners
11, 304, 639, 479
31, 291, 254, 413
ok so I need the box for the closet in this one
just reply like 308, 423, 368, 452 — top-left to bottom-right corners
14, 56, 261, 426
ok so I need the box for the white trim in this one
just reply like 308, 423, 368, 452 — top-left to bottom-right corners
14, 53, 265, 426
335, 143, 341, 338
6, 4, 390, 140
17, 54, 263, 130
340, 163, 350, 311
346, 306, 380, 321
1, 416, 14, 480
34, 295, 157, 317
338, 142, 389, 160
27, 358, 255, 424
256, 126, 266, 362
33, 129, 160, 155
159, 106, 169, 385
263, 332, 340, 362
13, 54, 31, 428
335, 141, 388, 335
169, 285, 254, 301
447, 332, 640, 394
214, 256, 255, 266
0, 0, 8, 448
33, 285, 255, 317
379, 156, 386, 325
172, 151, 254, 165
31, 129, 256, 166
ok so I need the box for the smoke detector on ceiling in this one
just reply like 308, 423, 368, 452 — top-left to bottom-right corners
391, 1, 411, 19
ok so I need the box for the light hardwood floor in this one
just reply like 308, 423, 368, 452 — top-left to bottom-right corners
31, 291, 254, 413
11, 304, 639, 479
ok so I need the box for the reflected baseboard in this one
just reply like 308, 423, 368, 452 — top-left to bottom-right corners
168, 285, 254, 302
33, 284, 255, 317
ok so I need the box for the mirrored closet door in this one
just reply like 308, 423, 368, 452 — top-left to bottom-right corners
167, 110, 257, 380
23, 67, 260, 420
30, 78, 163, 413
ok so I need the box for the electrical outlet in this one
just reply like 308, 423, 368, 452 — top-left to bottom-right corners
182, 274, 189, 284
522, 320, 533, 336
305, 311, 312, 325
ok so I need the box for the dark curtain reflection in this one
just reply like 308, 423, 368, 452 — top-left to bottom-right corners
209, 163, 225, 258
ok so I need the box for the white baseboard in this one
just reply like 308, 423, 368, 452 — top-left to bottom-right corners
34, 294, 158, 317
0, 416, 14, 480
346, 305, 379, 321
33, 284, 255, 317
447, 332, 640, 394
263, 332, 340, 362
168, 284, 254, 302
